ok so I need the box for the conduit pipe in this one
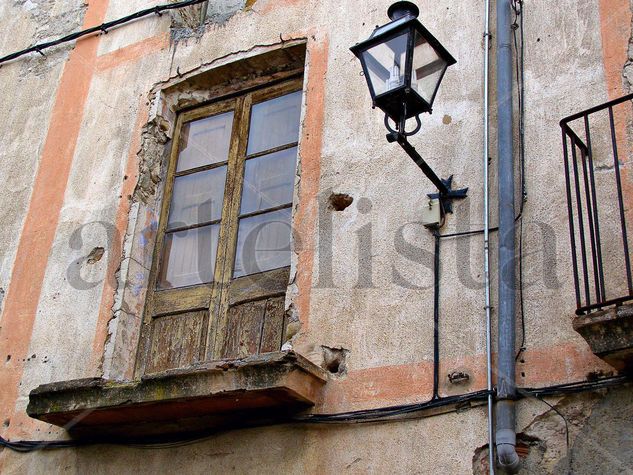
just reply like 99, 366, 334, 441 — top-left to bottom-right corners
495, 0, 520, 472
482, 0, 495, 472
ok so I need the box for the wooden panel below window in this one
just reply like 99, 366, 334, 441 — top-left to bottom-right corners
220, 296, 286, 359
221, 300, 267, 359
145, 311, 207, 374
260, 297, 285, 353
228, 266, 290, 306
150, 284, 212, 317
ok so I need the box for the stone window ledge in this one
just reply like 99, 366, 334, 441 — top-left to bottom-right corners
573, 303, 633, 372
27, 351, 327, 440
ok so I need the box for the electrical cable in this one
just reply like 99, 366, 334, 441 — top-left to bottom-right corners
438, 226, 497, 240
532, 396, 571, 451
2, 375, 628, 452
432, 230, 441, 400
294, 390, 493, 424
0, 0, 209, 66
512, 0, 528, 362
521, 390, 573, 474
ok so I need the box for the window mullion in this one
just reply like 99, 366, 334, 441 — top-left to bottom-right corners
205, 93, 252, 360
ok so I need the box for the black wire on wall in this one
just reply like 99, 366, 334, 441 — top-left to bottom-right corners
1, 375, 628, 452
0, 0, 209, 66
512, 0, 528, 362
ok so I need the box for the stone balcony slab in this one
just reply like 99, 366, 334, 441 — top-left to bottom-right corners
27, 351, 327, 440
573, 303, 633, 373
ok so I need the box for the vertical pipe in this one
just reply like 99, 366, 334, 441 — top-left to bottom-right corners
495, 0, 520, 472
482, 0, 495, 472
199, 0, 209, 22
432, 232, 440, 400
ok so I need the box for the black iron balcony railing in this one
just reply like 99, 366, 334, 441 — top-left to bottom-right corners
561, 93, 633, 315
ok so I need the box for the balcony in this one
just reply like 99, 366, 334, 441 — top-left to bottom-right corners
27, 351, 327, 440
561, 93, 633, 372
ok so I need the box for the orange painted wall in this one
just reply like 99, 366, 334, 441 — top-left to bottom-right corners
0, 0, 109, 444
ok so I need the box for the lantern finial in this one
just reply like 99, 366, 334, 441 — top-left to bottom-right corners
387, 1, 419, 20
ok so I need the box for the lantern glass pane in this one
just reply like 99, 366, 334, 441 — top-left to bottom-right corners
412, 31, 448, 103
362, 32, 409, 97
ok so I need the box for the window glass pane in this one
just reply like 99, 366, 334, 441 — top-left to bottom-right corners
240, 147, 297, 215
412, 32, 447, 103
158, 224, 220, 289
247, 91, 302, 155
167, 166, 226, 230
177, 111, 234, 172
362, 32, 409, 96
233, 208, 292, 278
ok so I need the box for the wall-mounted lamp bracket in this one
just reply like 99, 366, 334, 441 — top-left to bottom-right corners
385, 113, 422, 137
427, 176, 468, 214
386, 131, 468, 214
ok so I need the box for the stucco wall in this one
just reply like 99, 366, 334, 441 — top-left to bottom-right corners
0, 0, 86, 321
0, 0, 631, 473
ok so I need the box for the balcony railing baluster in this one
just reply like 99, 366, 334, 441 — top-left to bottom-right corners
560, 94, 633, 315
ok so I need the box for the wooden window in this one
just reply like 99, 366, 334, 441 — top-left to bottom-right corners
136, 78, 303, 375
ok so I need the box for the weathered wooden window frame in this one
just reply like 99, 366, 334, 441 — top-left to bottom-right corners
135, 77, 304, 376
97, 42, 308, 382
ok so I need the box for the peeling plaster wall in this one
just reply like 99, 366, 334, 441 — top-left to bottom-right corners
0, 0, 86, 320
473, 385, 633, 474
19, 52, 173, 405
0, 0, 632, 472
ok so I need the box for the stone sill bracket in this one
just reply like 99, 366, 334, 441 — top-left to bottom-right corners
573, 303, 633, 373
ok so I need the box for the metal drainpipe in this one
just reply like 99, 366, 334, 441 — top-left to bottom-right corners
495, 0, 520, 472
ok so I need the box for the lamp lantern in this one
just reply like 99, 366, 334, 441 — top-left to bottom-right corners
350, 1, 466, 214
350, 1, 456, 128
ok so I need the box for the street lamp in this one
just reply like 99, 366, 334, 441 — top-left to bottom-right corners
350, 1, 467, 212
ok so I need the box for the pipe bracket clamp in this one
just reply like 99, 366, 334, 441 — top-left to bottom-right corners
496, 429, 516, 446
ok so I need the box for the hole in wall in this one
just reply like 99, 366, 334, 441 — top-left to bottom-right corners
86, 247, 105, 264
328, 193, 354, 211
321, 346, 349, 376
473, 436, 540, 474
326, 358, 340, 373
586, 369, 614, 381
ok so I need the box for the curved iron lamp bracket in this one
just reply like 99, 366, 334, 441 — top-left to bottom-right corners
384, 113, 422, 137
